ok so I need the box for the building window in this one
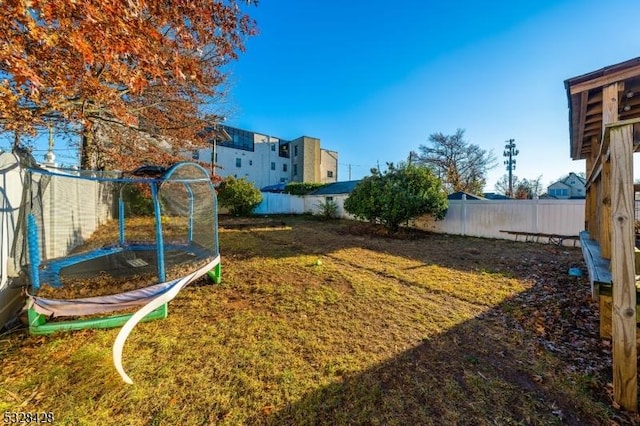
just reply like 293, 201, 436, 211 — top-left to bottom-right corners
271, 162, 276, 170
249, 160, 253, 166
221, 126, 254, 151
283, 164, 288, 172
235, 158, 241, 167
191, 150, 199, 160
279, 143, 290, 158
293, 164, 297, 176
569, 180, 575, 185
327, 170, 334, 178
294, 145, 298, 156
550, 188, 568, 197
271, 144, 276, 152
280, 177, 286, 183
326, 196, 333, 202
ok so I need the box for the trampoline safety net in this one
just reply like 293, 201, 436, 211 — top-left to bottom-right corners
25, 162, 220, 321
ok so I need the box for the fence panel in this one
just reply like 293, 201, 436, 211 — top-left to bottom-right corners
303, 195, 352, 218
254, 193, 305, 215
254, 193, 586, 245
0, 153, 25, 327
413, 199, 585, 245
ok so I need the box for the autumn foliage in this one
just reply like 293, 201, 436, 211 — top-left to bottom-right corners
0, 0, 257, 169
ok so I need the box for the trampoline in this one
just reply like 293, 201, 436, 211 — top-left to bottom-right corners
21, 161, 220, 383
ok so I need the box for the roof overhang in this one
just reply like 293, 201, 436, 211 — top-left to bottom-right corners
564, 57, 640, 160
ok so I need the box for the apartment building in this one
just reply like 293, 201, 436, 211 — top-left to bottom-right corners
193, 125, 338, 189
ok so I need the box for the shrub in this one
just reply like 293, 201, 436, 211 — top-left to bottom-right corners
122, 183, 154, 216
344, 163, 448, 233
284, 182, 326, 196
315, 198, 338, 220
217, 176, 262, 216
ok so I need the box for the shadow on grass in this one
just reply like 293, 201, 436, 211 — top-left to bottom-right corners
248, 298, 613, 425
220, 216, 627, 425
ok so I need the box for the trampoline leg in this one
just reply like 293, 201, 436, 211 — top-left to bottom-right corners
207, 262, 222, 284
27, 307, 46, 329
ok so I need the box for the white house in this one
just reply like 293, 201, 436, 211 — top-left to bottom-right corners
193, 125, 338, 189
546, 172, 586, 199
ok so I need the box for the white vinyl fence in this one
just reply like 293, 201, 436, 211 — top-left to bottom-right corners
253, 193, 305, 215
0, 160, 116, 328
255, 193, 586, 245
37, 172, 115, 260
254, 193, 354, 218
0, 153, 26, 327
412, 198, 585, 244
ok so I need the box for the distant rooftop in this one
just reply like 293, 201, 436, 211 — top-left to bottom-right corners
310, 180, 360, 196
449, 191, 486, 200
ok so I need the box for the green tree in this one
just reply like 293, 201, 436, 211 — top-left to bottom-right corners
344, 163, 448, 233
416, 129, 497, 195
217, 176, 262, 216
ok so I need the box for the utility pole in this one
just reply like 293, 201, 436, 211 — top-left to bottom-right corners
211, 131, 216, 175
503, 139, 518, 198
43, 121, 57, 167
343, 163, 360, 180
209, 116, 226, 176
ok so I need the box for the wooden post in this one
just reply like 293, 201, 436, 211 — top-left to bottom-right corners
610, 123, 637, 412
602, 158, 612, 259
585, 156, 593, 232
591, 137, 600, 238
601, 83, 619, 260
596, 177, 604, 256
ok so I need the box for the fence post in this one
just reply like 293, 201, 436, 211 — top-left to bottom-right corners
533, 197, 539, 234
461, 194, 467, 236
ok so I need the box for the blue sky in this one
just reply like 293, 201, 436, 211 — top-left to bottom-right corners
223, 0, 640, 190
9, 0, 640, 192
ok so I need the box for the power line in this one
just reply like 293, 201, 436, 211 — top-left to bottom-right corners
339, 162, 363, 180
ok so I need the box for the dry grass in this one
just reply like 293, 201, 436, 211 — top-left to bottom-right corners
0, 215, 633, 425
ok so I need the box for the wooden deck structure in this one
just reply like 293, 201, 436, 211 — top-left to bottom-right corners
565, 57, 640, 412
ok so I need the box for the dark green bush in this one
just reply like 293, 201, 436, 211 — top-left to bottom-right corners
344, 163, 448, 233
217, 176, 262, 216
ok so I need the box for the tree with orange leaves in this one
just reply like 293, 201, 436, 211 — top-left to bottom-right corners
0, 0, 257, 169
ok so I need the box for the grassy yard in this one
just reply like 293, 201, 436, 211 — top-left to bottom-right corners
0, 215, 636, 425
